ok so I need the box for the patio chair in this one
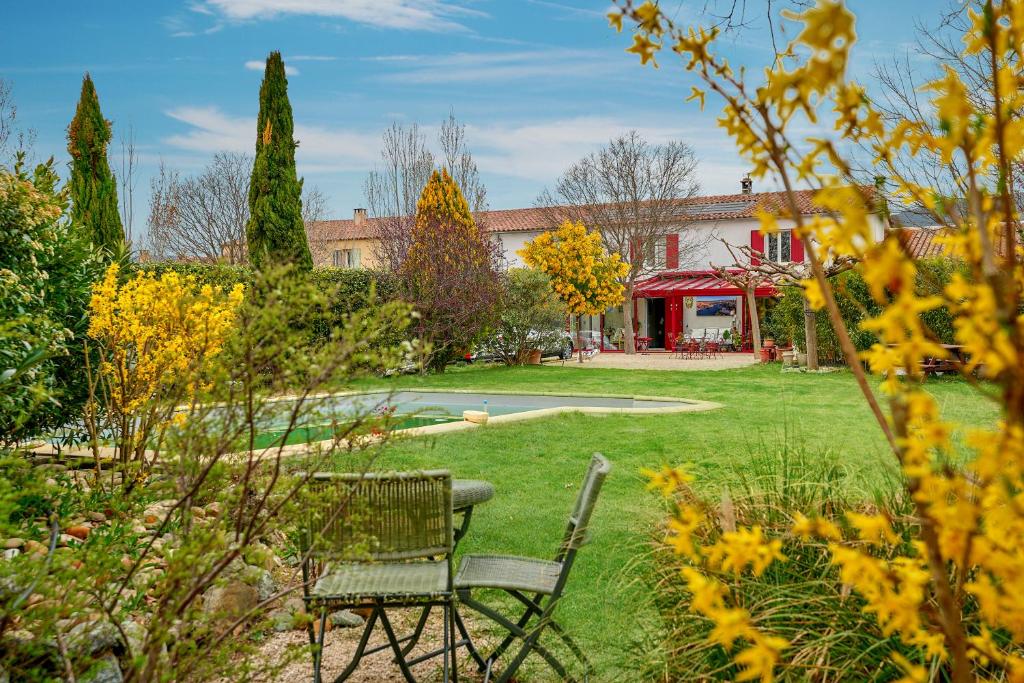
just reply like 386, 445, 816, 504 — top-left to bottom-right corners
455, 454, 612, 683
301, 470, 458, 683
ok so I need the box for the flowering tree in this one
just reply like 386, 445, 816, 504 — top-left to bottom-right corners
87, 264, 244, 472
400, 168, 502, 372
613, 0, 1024, 681
519, 220, 629, 361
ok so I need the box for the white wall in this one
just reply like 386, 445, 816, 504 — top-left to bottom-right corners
495, 230, 542, 269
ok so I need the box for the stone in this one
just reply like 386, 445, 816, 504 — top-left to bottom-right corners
66, 525, 90, 540
24, 540, 47, 555
68, 620, 121, 657
81, 653, 123, 683
205, 501, 222, 517
203, 580, 258, 620
190, 506, 206, 519
58, 534, 80, 547
2, 549, 18, 561
119, 620, 145, 658
463, 410, 489, 425
87, 511, 107, 523
131, 524, 148, 535
239, 565, 276, 602
270, 609, 293, 632
329, 610, 364, 628
4, 538, 24, 549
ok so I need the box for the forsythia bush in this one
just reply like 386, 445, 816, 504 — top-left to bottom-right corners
614, 0, 1024, 681
87, 264, 244, 461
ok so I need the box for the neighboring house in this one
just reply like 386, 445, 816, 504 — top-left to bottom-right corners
306, 180, 889, 351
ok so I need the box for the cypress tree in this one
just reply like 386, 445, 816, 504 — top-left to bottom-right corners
246, 51, 312, 271
67, 74, 123, 255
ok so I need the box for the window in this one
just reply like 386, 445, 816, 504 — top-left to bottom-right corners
332, 248, 361, 268
643, 237, 667, 270
766, 231, 792, 263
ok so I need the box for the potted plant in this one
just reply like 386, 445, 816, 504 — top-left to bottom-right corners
528, 348, 543, 364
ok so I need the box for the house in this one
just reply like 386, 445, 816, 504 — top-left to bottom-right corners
306, 180, 888, 352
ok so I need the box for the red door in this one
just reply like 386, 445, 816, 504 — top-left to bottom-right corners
666, 296, 682, 349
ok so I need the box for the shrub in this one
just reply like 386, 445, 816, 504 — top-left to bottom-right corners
483, 268, 568, 365
400, 168, 503, 371
0, 159, 101, 442
765, 260, 964, 364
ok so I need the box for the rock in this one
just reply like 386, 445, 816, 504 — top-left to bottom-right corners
270, 609, 293, 632
203, 581, 258, 620
24, 540, 47, 556
58, 534, 79, 547
329, 610, 364, 628
119, 620, 145, 658
2, 549, 19, 561
131, 524, 148, 535
243, 542, 276, 571
87, 511, 107, 523
239, 565, 276, 602
81, 653, 123, 683
205, 501, 222, 517
4, 538, 24, 549
463, 410, 489, 424
68, 620, 121, 657
190, 506, 206, 519
66, 525, 90, 540
284, 597, 306, 615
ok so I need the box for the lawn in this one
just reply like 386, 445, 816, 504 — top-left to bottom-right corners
340, 363, 998, 679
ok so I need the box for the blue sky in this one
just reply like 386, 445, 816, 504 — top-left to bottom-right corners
2, 1, 939, 238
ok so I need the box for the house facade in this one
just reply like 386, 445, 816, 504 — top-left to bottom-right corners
306, 183, 888, 352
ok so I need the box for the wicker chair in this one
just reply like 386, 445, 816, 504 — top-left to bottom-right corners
455, 454, 611, 682
301, 470, 457, 683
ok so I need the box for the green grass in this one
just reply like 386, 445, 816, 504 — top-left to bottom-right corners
340, 363, 999, 679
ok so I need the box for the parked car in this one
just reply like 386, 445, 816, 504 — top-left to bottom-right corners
467, 329, 574, 363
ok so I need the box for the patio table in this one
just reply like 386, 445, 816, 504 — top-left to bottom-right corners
453, 479, 495, 545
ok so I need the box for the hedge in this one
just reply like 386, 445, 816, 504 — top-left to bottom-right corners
137, 263, 399, 311
764, 257, 965, 365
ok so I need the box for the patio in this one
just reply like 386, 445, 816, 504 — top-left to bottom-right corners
553, 351, 758, 372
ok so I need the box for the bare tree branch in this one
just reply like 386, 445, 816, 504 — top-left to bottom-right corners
147, 152, 252, 264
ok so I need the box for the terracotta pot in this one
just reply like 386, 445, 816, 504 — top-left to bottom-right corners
760, 347, 772, 363
527, 349, 542, 365
763, 338, 776, 348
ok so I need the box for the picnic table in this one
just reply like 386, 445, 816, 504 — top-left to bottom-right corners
921, 344, 966, 375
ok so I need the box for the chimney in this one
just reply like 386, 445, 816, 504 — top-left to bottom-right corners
353, 208, 367, 226
741, 176, 753, 195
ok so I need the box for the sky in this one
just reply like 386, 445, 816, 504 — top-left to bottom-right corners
2, 1, 944, 240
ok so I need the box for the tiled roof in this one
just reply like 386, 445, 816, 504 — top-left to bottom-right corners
308, 189, 827, 241
901, 227, 949, 259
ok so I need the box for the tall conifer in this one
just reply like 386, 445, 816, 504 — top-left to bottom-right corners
246, 52, 312, 270
67, 74, 123, 255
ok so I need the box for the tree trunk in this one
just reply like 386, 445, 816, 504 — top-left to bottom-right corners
623, 281, 636, 354
745, 284, 762, 355
802, 297, 819, 371
577, 314, 584, 363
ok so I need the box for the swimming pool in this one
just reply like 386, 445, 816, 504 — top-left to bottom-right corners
253, 389, 719, 449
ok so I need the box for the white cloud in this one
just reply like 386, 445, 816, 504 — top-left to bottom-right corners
367, 48, 628, 84
163, 106, 379, 172
244, 60, 299, 75
466, 117, 696, 181
199, 0, 483, 32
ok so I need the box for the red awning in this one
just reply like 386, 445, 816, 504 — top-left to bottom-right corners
633, 270, 777, 298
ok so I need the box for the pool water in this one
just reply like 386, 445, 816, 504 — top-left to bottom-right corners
252, 414, 461, 449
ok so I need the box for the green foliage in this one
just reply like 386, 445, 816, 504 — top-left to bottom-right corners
765, 260, 964, 364
67, 74, 123, 256
0, 159, 101, 441
245, 52, 312, 272
484, 268, 568, 365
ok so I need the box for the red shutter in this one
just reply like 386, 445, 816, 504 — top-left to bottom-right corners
665, 233, 679, 270
750, 230, 764, 265
790, 230, 804, 262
